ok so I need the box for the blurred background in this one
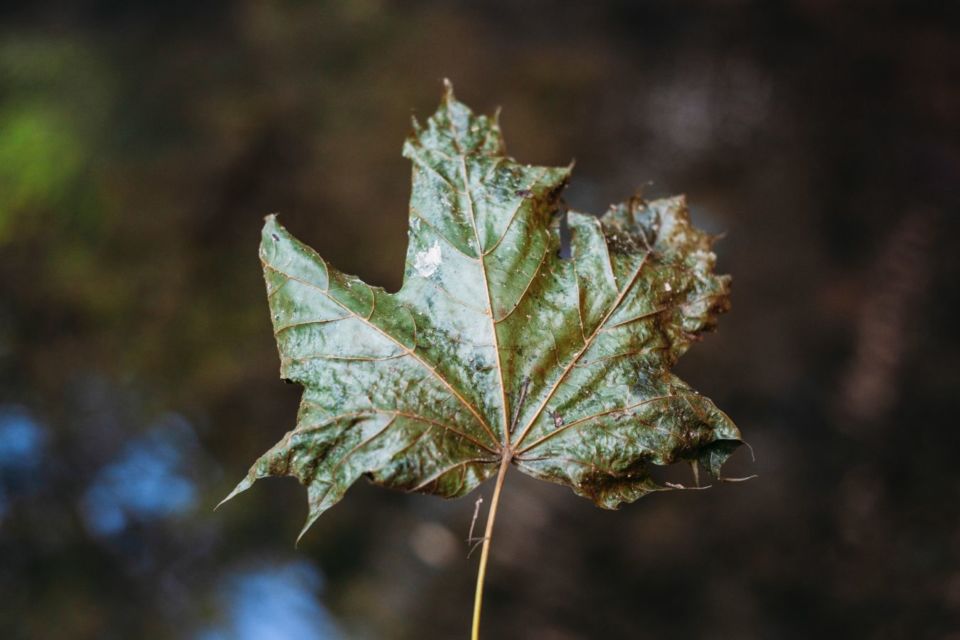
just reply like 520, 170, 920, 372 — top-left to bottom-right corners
1, 1, 958, 638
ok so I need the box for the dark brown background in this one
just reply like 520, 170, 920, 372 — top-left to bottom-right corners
1, 1, 958, 638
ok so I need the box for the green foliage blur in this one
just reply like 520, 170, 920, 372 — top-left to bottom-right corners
1, 2, 957, 639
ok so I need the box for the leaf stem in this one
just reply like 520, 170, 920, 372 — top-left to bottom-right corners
471, 452, 511, 640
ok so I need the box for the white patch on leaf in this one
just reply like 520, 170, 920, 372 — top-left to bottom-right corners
414, 241, 442, 277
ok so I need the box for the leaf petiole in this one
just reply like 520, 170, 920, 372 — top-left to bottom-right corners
471, 452, 511, 640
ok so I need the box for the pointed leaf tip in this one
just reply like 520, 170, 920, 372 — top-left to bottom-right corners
295, 520, 314, 548
664, 481, 713, 491
215, 476, 254, 511
719, 474, 759, 483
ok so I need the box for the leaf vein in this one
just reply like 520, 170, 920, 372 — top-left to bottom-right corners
263, 260, 500, 448
512, 250, 652, 449
515, 394, 670, 455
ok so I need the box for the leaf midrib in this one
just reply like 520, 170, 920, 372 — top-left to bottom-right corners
457, 146, 511, 452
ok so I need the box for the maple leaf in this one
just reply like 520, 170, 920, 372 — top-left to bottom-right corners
222, 83, 744, 542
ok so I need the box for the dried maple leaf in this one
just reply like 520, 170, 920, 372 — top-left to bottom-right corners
221, 82, 746, 637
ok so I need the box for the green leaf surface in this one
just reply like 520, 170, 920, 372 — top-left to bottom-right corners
224, 83, 744, 539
